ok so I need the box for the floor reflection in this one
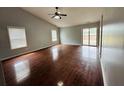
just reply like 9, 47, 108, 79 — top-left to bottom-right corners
51, 47, 59, 61
3, 45, 103, 85
57, 81, 64, 86
14, 60, 30, 82
81, 46, 97, 59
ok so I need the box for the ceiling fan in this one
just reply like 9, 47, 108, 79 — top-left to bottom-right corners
48, 7, 67, 19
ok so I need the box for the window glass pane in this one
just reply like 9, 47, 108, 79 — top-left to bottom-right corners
8, 27, 27, 49
52, 30, 57, 42
83, 28, 89, 45
90, 28, 97, 46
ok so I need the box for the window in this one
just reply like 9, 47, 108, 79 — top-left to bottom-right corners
8, 27, 27, 49
51, 30, 57, 42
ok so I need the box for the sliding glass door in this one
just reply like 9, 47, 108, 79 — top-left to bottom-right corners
83, 28, 89, 45
89, 28, 97, 46
82, 27, 97, 46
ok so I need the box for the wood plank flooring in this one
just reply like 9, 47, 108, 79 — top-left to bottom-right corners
2, 45, 103, 86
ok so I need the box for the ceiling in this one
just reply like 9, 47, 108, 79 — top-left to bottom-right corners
22, 7, 105, 27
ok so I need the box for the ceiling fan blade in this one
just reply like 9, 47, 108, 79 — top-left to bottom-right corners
51, 15, 55, 18
59, 14, 67, 16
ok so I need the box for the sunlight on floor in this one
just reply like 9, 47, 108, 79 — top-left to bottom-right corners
14, 60, 30, 82
81, 46, 97, 59
51, 47, 59, 61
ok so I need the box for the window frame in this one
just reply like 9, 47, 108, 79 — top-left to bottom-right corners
7, 26, 28, 50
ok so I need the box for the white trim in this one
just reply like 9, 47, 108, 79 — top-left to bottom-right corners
100, 56, 108, 86
61, 43, 81, 46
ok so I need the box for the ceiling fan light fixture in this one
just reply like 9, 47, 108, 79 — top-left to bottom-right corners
49, 7, 67, 19
54, 15, 61, 19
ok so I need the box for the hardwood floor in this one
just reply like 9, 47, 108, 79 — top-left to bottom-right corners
2, 45, 103, 86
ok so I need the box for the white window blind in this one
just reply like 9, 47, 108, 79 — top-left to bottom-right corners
51, 30, 57, 42
8, 27, 27, 49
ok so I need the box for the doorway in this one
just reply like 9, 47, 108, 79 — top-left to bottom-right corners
82, 27, 97, 47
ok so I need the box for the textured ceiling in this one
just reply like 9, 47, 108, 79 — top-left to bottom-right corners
22, 7, 105, 27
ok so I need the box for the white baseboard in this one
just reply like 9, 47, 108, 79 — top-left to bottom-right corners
61, 43, 81, 46
1, 44, 53, 61
100, 57, 108, 86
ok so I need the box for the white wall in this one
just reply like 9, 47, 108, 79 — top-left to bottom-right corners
101, 8, 124, 85
60, 25, 81, 45
60, 22, 99, 45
